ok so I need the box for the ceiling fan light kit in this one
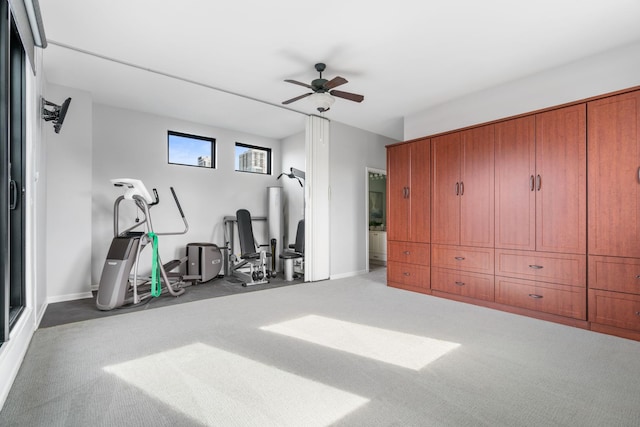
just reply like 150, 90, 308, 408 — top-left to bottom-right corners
309, 92, 335, 112
283, 62, 364, 112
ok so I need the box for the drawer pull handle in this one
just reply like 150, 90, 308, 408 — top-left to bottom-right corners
636, 311, 640, 316
528, 265, 543, 269
454, 256, 465, 261
528, 294, 543, 299
404, 251, 411, 255
636, 275, 640, 279
403, 272, 411, 276
454, 281, 465, 286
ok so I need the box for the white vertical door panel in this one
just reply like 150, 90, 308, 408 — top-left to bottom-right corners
305, 116, 330, 281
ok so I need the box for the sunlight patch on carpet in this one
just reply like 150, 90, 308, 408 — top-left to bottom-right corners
104, 343, 369, 426
261, 314, 460, 370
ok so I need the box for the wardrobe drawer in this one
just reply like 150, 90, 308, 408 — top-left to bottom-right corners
431, 245, 494, 274
431, 267, 494, 302
388, 241, 430, 266
589, 289, 640, 332
589, 256, 640, 295
495, 249, 585, 287
387, 261, 430, 289
495, 276, 586, 320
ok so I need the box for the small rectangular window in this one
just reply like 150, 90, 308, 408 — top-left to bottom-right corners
235, 142, 272, 175
168, 131, 215, 168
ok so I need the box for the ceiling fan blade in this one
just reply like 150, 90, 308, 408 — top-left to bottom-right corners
330, 90, 364, 103
323, 76, 348, 90
284, 79, 313, 89
282, 92, 313, 105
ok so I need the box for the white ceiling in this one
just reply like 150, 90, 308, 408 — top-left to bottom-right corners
38, 0, 640, 140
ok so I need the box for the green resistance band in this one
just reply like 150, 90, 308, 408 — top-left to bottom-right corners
148, 232, 161, 297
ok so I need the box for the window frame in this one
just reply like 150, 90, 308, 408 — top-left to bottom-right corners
234, 142, 272, 175
167, 130, 216, 169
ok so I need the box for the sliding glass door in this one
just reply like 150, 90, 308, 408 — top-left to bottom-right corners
0, 1, 27, 346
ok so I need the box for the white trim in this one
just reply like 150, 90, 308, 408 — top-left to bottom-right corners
46, 291, 93, 304
330, 269, 368, 280
0, 309, 35, 410
34, 301, 47, 329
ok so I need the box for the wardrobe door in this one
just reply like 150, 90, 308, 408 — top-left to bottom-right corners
409, 139, 431, 243
460, 124, 494, 248
387, 143, 411, 242
495, 116, 536, 250
431, 132, 461, 245
588, 91, 640, 257
535, 104, 586, 254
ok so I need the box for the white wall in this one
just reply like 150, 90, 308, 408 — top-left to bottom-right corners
44, 83, 93, 302
329, 121, 395, 279
404, 41, 640, 139
91, 104, 283, 285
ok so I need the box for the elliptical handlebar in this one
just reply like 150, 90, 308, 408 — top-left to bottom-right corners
154, 186, 189, 236
112, 179, 188, 237
170, 187, 185, 219
149, 188, 159, 206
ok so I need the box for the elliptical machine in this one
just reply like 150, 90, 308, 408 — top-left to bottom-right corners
96, 178, 190, 310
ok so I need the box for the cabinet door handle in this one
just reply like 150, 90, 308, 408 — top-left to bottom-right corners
460, 181, 464, 196
406, 186, 410, 198
536, 174, 541, 191
528, 265, 544, 269
403, 272, 411, 276
528, 294, 543, 299
454, 256, 465, 261
403, 251, 411, 255
638, 167, 640, 183
635, 311, 640, 316
455, 281, 465, 286
455, 182, 459, 195
530, 175, 535, 191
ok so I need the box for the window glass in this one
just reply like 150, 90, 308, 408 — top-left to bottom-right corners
168, 131, 215, 168
235, 143, 271, 175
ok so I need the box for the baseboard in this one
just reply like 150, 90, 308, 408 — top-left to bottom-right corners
34, 301, 48, 330
330, 269, 368, 280
0, 309, 35, 411
47, 291, 94, 304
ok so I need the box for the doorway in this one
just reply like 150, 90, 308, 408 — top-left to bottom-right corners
365, 167, 386, 272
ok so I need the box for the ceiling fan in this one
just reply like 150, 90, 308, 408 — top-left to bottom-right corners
282, 63, 364, 112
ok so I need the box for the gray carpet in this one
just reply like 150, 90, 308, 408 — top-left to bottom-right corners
2, 269, 640, 426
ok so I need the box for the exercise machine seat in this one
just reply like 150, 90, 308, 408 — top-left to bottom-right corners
280, 219, 304, 260
237, 209, 267, 260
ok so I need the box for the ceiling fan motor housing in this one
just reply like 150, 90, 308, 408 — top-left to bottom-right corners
312, 78, 329, 92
